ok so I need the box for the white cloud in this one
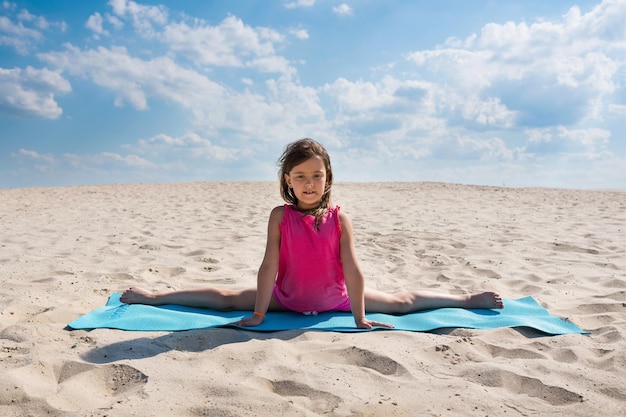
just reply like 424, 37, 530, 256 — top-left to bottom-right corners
38, 44, 225, 112
133, 132, 239, 161
13, 147, 156, 178
248, 55, 294, 75
108, 0, 168, 36
284, 0, 315, 9
161, 16, 288, 72
11, 148, 56, 173
0, 15, 42, 54
36, 42, 320, 142
525, 126, 611, 156
0, 66, 71, 118
289, 28, 309, 40
322, 77, 439, 141
430, 87, 516, 128
435, 135, 519, 161
86, 12, 109, 37
190, 75, 325, 142
35, 3, 302, 134
17, 9, 48, 30
0, 6, 66, 54
99, 152, 156, 168
15, 148, 55, 163
406, 0, 625, 129
608, 104, 626, 115
106, 13, 124, 29
323, 77, 395, 112
64, 151, 156, 169
332, 4, 353, 16
559, 127, 611, 153
102, 2, 293, 73
17, 7, 66, 31
2, 2, 17, 11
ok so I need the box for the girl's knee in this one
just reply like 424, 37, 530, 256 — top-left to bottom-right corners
221, 288, 256, 311
383, 293, 414, 314
365, 290, 415, 314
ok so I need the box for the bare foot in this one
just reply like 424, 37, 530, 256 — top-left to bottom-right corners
120, 287, 159, 305
467, 292, 504, 309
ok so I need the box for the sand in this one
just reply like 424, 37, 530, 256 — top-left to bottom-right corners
1, 181, 624, 416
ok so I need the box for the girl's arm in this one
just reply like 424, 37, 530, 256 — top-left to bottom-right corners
338, 211, 392, 329
234, 206, 283, 326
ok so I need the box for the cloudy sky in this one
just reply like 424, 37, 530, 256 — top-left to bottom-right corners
1, 0, 624, 189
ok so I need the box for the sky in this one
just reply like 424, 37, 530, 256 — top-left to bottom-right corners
1, 0, 625, 189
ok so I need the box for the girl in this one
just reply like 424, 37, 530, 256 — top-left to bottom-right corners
121, 138, 503, 329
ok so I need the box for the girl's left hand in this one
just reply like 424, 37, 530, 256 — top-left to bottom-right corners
355, 317, 394, 329
232, 314, 264, 327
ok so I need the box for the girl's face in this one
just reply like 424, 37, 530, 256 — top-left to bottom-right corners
285, 155, 327, 210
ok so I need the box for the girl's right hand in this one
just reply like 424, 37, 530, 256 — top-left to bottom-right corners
232, 314, 265, 327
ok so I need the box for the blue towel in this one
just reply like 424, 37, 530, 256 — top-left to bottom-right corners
68, 293, 587, 335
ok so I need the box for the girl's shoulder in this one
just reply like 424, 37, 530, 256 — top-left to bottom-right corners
263, 205, 283, 224
272, 205, 286, 213
334, 206, 353, 229
270, 205, 286, 220
336, 207, 350, 222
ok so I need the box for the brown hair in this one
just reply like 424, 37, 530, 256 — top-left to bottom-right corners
278, 138, 333, 226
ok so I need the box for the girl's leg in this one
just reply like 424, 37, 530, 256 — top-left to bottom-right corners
364, 288, 503, 314
120, 287, 259, 310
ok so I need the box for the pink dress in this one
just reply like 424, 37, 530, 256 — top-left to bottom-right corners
272, 204, 351, 314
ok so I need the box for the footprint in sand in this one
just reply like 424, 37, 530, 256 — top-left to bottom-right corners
146, 266, 186, 277
47, 362, 148, 413
0, 343, 31, 370
551, 242, 600, 255
186, 249, 207, 257
197, 257, 220, 272
0, 379, 57, 415
199, 257, 219, 264
301, 346, 408, 377
260, 347, 407, 414
190, 406, 239, 417
0, 323, 38, 343
105, 272, 135, 282
462, 365, 583, 406
434, 340, 547, 366
270, 379, 342, 415
138, 244, 160, 251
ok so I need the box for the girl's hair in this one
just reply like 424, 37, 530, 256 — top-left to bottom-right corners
278, 138, 333, 226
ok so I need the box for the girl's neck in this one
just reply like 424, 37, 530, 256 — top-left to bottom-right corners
295, 202, 326, 214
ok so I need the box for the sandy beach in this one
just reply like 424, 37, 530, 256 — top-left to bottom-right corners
1, 181, 624, 416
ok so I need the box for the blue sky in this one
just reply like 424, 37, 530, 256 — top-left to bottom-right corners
1, 0, 624, 189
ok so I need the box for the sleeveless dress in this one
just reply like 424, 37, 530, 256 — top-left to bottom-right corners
272, 204, 351, 314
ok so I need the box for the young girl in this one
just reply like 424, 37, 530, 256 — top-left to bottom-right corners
121, 138, 503, 329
